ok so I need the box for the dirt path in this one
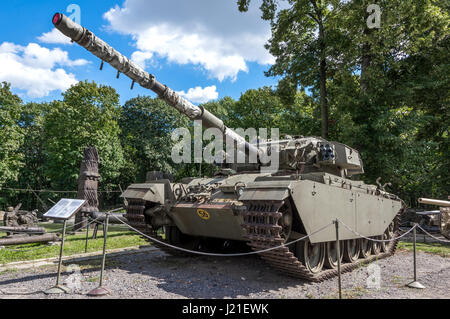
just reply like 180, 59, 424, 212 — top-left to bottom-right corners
0, 248, 448, 299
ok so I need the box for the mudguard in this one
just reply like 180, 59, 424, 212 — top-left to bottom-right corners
238, 181, 291, 201
121, 183, 166, 204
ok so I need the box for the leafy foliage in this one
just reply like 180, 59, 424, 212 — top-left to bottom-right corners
119, 96, 190, 184
0, 83, 23, 187
239, 0, 449, 205
43, 81, 125, 191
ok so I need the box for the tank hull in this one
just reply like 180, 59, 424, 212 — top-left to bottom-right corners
171, 202, 243, 240
126, 172, 402, 244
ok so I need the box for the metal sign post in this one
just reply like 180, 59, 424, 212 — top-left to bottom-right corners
407, 224, 425, 289
45, 219, 70, 294
88, 213, 110, 296
43, 199, 86, 295
335, 219, 342, 299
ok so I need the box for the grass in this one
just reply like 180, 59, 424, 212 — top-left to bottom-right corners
397, 241, 450, 258
0, 221, 149, 265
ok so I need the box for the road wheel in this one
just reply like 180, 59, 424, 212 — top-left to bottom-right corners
324, 241, 344, 269
359, 238, 372, 258
297, 239, 325, 274
343, 239, 360, 262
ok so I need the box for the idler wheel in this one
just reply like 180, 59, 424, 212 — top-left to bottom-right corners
297, 239, 325, 274
380, 233, 388, 252
343, 239, 360, 262
359, 238, 372, 258
324, 241, 344, 269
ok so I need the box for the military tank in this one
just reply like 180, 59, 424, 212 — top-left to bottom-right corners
53, 13, 404, 281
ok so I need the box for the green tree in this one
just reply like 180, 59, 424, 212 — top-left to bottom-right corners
225, 87, 318, 136
330, 0, 449, 202
238, 0, 342, 138
43, 81, 125, 191
0, 82, 23, 187
16, 102, 50, 191
119, 96, 190, 184
238, 1, 449, 204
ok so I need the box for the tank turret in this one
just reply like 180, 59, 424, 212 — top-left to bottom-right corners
239, 136, 364, 177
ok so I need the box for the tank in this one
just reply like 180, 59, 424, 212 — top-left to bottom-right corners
53, 13, 405, 281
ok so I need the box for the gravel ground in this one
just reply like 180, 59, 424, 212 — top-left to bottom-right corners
0, 248, 448, 299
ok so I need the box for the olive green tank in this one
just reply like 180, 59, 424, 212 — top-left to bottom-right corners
53, 13, 404, 281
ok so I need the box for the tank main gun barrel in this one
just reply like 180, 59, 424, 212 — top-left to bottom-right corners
418, 198, 450, 207
52, 13, 259, 159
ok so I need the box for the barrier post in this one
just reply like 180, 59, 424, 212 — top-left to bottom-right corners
88, 212, 110, 296
407, 224, 425, 289
84, 215, 90, 253
42, 198, 86, 295
335, 219, 342, 299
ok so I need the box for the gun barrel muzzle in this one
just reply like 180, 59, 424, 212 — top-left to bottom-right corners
418, 198, 450, 207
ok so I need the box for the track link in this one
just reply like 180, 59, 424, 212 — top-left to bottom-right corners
241, 200, 403, 282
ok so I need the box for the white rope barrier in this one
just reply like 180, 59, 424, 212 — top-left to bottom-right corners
416, 224, 450, 243
110, 214, 334, 257
43, 215, 103, 234
337, 219, 417, 242
3, 214, 446, 256
338, 219, 450, 244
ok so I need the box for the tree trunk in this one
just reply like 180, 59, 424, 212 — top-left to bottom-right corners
319, 58, 328, 139
361, 41, 371, 93
318, 21, 328, 139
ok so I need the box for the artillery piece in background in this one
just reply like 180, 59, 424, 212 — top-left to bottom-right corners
0, 204, 59, 246
2, 204, 39, 229
418, 198, 450, 240
53, 13, 404, 281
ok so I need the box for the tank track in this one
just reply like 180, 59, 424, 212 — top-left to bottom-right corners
124, 199, 187, 256
125, 198, 403, 281
241, 199, 403, 282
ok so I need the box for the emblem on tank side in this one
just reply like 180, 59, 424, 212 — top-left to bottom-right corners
197, 209, 210, 220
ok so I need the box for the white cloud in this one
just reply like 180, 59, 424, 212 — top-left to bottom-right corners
131, 51, 153, 69
0, 42, 88, 98
37, 28, 73, 45
103, 0, 274, 82
177, 85, 218, 103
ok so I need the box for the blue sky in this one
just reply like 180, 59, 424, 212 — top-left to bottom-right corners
0, 0, 279, 105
